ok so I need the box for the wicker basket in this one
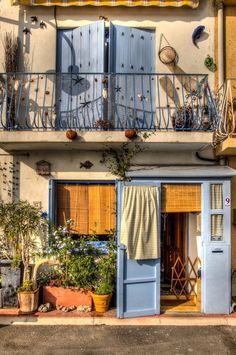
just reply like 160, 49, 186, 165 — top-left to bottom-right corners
159, 46, 178, 65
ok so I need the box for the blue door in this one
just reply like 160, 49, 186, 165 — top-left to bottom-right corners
117, 181, 161, 318
109, 24, 155, 129
57, 21, 105, 129
202, 180, 231, 314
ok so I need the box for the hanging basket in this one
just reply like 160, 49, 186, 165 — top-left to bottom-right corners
159, 46, 178, 65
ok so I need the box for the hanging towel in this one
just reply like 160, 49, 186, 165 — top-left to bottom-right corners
120, 186, 159, 260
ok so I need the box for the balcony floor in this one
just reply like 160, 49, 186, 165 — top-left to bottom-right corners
0, 131, 214, 152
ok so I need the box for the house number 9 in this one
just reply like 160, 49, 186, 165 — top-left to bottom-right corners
225, 197, 231, 206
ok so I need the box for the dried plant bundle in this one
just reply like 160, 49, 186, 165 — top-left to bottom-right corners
3, 32, 19, 73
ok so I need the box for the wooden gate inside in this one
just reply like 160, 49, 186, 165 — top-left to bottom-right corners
160, 184, 201, 312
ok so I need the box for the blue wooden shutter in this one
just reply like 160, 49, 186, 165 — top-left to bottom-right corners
109, 24, 155, 129
202, 181, 231, 314
117, 181, 161, 318
57, 21, 105, 129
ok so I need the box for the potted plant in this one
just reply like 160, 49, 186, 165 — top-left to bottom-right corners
94, 119, 113, 130
0, 200, 47, 313
91, 237, 116, 313
40, 222, 97, 309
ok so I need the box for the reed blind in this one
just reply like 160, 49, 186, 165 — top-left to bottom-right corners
161, 184, 201, 213
56, 184, 116, 234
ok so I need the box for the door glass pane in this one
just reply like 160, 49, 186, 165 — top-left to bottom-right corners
211, 184, 223, 210
211, 214, 223, 241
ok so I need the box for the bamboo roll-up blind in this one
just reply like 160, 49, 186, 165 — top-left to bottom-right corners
161, 184, 201, 213
57, 184, 89, 234
89, 185, 116, 234
56, 184, 116, 234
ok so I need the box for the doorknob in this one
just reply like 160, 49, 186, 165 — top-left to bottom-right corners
118, 244, 126, 250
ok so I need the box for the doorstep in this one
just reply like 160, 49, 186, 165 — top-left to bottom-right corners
1, 308, 236, 326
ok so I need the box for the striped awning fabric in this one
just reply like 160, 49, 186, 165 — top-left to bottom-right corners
16, 0, 199, 7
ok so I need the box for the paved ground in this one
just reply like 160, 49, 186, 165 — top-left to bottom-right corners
0, 325, 236, 355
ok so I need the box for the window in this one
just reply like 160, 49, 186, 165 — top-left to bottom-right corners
56, 183, 116, 235
210, 184, 224, 241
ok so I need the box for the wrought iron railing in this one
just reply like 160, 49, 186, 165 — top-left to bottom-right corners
0, 72, 219, 131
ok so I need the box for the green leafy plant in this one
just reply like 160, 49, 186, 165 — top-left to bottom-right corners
94, 281, 113, 295
17, 280, 34, 292
0, 200, 48, 284
46, 221, 99, 290
100, 143, 144, 180
93, 236, 116, 295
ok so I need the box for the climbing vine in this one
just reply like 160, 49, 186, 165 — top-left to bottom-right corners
100, 143, 144, 181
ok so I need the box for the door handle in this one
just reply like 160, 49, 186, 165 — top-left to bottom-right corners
118, 244, 127, 250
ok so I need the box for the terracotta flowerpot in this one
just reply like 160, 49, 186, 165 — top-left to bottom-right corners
125, 129, 137, 139
18, 288, 39, 314
66, 130, 77, 140
43, 286, 92, 308
91, 292, 112, 313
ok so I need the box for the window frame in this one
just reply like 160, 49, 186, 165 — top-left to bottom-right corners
49, 180, 116, 235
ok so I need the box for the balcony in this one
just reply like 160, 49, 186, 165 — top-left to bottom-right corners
0, 73, 219, 151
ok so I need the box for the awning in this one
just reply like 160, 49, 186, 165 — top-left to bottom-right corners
127, 166, 236, 178
15, 0, 199, 7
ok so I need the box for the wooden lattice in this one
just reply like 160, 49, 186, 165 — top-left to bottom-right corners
170, 256, 201, 300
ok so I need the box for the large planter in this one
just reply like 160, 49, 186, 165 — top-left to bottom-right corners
91, 292, 112, 313
0, 260, 21, 308
43, 286, 92, 308
18, 288, 39, 314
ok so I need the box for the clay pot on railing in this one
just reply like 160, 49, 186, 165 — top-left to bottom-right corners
125, 129, 137, 139
66, 130, 77, 140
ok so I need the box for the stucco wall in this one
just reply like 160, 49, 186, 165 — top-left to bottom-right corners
225, 5, 236, 79
0, 149, 212, 211
0, 0, 215, 86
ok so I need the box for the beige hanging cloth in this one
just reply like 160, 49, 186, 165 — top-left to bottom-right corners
120, 186, 160, 260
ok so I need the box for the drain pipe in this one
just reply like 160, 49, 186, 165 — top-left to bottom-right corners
216, 0, 224, 88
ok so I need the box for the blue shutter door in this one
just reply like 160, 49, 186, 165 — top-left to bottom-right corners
109, 24, 155, 129
57, 21, 105, 129
202, 181, 231, 314
117, 181, 161, 318
57, 29, 73, 128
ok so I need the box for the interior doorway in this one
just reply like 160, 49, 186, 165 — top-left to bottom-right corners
160, 184, 202, 313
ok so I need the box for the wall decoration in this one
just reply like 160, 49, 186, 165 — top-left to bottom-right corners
23, 28, 31, 35
0, 160, 20, 198
158, 34, 178, 65
159, 46, 178, 65
80, 161, 94, 169
192, 25, 205, 47
99, 16, 109, 21
36, 160, 51, 176
30, 16, 38, 23
40, 21, 47, 29
204, 55, 217, 72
